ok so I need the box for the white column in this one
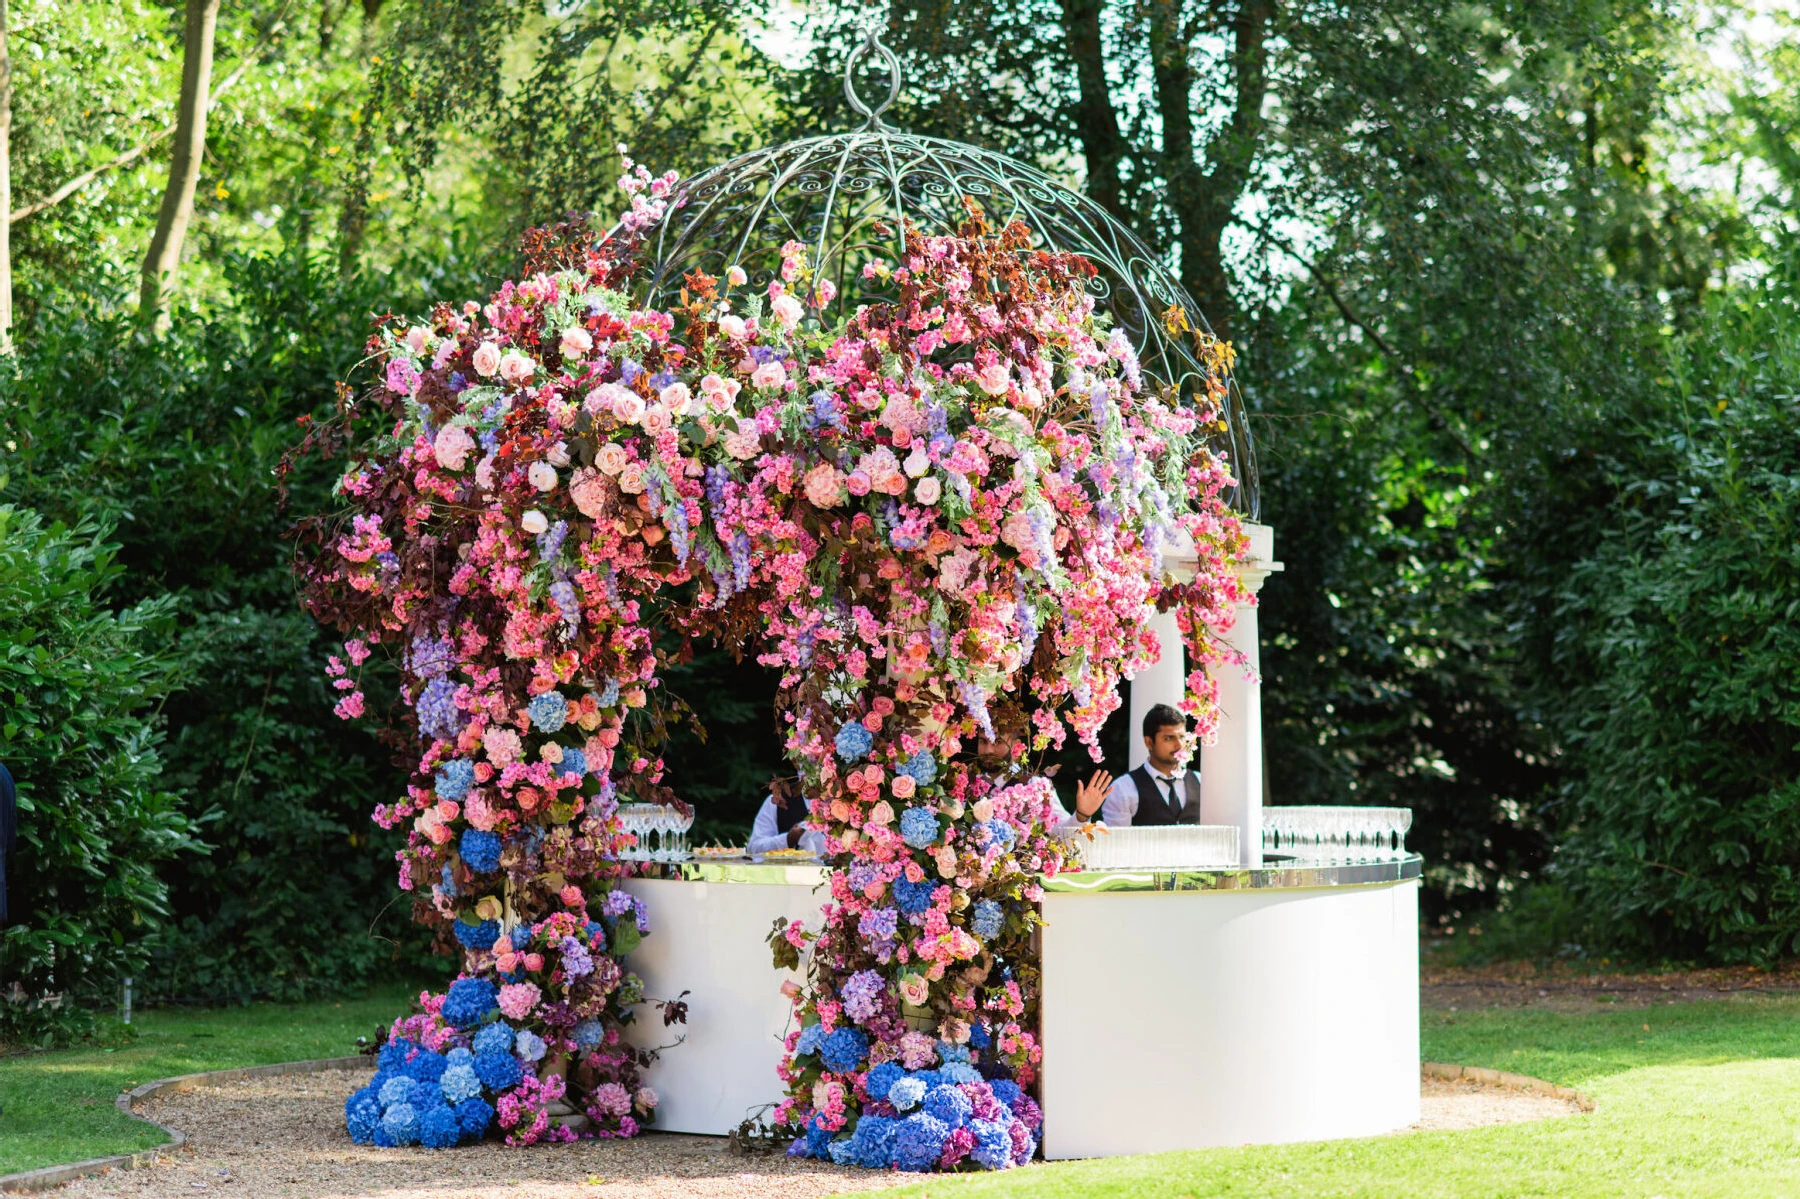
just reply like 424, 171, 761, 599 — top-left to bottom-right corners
1127, 607, 1187, 772
1199, 522, 1280, 865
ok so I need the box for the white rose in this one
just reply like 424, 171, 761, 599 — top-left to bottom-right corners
914, 476, 942, 505
905, 447, 931, 478
546, 440, 571, 467
521, 509, 549, 535
595, 443, 629, 475
499, 349, 536, 384
659, 381, 692, 416
560, 327, 593, 358
528, 461, 558, 492
618, 464, 647, 494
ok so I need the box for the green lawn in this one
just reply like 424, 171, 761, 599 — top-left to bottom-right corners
8, 986, 1800, 1194
852, 997, 1800, 1199
0, 984, 415, 1176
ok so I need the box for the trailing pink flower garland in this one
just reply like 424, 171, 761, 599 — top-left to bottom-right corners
297, 159, 1246, 1164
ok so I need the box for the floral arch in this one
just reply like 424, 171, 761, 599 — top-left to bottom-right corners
297, 138, 1248, 1167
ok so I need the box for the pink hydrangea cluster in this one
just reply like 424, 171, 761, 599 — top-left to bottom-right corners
298, 161, 1246, 1161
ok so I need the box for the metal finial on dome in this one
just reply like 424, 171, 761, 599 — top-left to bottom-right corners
624, 41, 1260, 516
843, 27, 902, 132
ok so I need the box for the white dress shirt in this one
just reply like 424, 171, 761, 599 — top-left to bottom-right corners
1100, 763, 1196, 826
747, 795, 828, 856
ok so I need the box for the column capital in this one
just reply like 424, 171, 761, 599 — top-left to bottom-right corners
1237, 521, 1283, 597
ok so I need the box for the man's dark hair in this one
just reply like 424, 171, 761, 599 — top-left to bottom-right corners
1142, 703, 1186, 739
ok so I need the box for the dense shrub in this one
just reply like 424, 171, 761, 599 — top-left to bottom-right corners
1549, 263, 1800, 963
0, 507, 195, 1038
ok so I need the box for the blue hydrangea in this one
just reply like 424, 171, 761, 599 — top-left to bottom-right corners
939, 1063, 983, 1085
446, 1046, 473, 1066
513, 1029, 547, 1062
371, 1125, 397, 1148
888, 1076, 927, 1112
892, 1112, 950, 1171
848, 1114, 897, 1168
460, 827, 502, 874
439, 1065, 481, 1104
826, 1138, 857, 1166
510, 925, 532, 949
403, 1049, 448, 1083
378, 1038, 418, 1072
418, 1104, 463, 1148
970, 1118, 1012, 1170
435, 758, 475, 801
472, 1022, 514, 1056
442, 977, 498, 1029
834, 721, 874, 762
899, 807, 940, 849
898, 750, 937, 786
595, 677, 620, 707
819, 1026, 869, 1073
473, 1050, 520, 1091
936, 1040, 972, 1064
454, 1096, 495, 1138
557, 747, 588, 778
924, 1084, 973, 1128
989, 1079, 1023, 1109
864, 1061, 904, 1101
528, 691, 568, 732
378, 1076, 419, 1108
802, 1118, 834, 1159
968, 1022, 992, 1050
794, 1023, 825, 1057
971, 899, 1004, 940
452, 917, 500, 951
976, 818, 1017, 851
572, 1019, 604, 1049
894, 877, 937, 915
345, 1088, 381, 1143
380, 1103, 420, 1145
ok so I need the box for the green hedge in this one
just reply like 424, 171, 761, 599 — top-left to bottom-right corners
0, 506, 195, 1040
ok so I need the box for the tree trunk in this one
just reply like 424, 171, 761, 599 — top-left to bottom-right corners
0, 0, 13, 356
1148, 0, 1272, 339
139, 0, 222, 331
1058, 0, 1129, 225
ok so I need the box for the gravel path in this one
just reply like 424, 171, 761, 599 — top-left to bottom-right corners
52, 1068, 1580, 1198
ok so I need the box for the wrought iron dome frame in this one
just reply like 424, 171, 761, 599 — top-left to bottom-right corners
627, 30, 1259, 517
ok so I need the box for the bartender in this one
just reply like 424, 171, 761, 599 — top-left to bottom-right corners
747, 792, 828, 856
976, 723, 1112, 828
1100, 703, 1201, 826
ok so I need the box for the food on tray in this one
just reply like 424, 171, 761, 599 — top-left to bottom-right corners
693, 845, 747, 859
760, 847, 819, 862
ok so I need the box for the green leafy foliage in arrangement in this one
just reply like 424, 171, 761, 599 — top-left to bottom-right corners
1547, 258, 1800, 964
0, 507, 194, 1044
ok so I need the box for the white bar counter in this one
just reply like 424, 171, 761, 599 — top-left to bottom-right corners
621, 863, 829, 1135
1037, 855, 1422, 1158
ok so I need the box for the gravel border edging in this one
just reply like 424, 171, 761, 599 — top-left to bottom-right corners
1422, 1060, 1596, 1113
0, 1055, 367, 1195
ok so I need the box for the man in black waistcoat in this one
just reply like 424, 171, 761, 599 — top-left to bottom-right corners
1098, 703, 1201, 826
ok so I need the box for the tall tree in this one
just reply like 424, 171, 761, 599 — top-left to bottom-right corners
139, 0, 222, 330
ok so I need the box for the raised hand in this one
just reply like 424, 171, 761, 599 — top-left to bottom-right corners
1074, 770, 1114, 821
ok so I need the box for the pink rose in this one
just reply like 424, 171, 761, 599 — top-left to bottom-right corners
474, 453, 497, 490
618, 464, 646, 494
595, 443, 629, 476
546, 440, 571, 467
751, 360, 787, 390
717, 314, 747, 340
640, 405, 671, 435
433, 424, 475, 472
659, 381, 692, 415
846, 470, 872, 496
633, 1087, 659, 1113
726, 265, 748, 286
700, 373, 742, 411
771, 293, 804, 329
611, 391, 646, 424
472, 341, 502, 377
499, 349, 536, 384
560, 327, 592, 357
891, 775, 916, 799
977, 361, 1011, 395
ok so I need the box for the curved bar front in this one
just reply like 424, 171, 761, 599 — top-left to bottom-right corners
1038, 854, 1422, 1158
621, 854, 1422, 1154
